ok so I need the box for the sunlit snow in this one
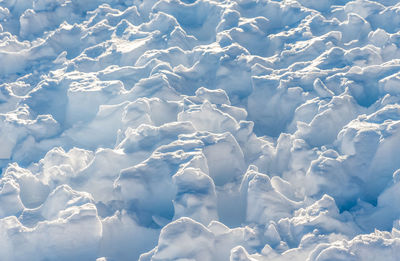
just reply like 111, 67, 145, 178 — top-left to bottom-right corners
1, 0, 400, 260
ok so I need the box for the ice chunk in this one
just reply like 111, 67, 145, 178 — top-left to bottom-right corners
247, 76, 308, 137
141, 217, 261, 261
100, 210, 159, 261
313, 78, 334, 98
144, 217, 215, 260
40, 184, 93, 220
240, 167, 302, 225
0, 203, 101, 261
278, 195, 359, 247
308, 229, 400, 261
295, 94, 361, 147
0, 178, 24, 218
172, 167, 218, 225
178, 100, 239, 134
2, 164, 49, 208
116, 121, 195, 154
379, 72, 400, 96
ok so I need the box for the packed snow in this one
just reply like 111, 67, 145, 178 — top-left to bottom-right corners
1, 0, 400, 260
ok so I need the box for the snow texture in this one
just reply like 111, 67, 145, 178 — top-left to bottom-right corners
1, 0, 400, 260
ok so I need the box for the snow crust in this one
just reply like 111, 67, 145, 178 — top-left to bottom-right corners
1, 0, 400, 260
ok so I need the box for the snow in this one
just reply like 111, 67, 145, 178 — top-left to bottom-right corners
1, 0, 400, 260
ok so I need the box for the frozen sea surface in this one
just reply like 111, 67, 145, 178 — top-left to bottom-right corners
1, 0, 400, 260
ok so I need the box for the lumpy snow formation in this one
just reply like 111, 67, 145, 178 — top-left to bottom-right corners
1, 0, 400, 260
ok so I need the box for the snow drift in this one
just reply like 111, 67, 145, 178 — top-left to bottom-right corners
1, 0, 400, 260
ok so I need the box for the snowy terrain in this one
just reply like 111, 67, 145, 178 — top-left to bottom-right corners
1, 0, 400, 260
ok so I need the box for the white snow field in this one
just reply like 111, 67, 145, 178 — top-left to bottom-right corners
2, 0, 400, 260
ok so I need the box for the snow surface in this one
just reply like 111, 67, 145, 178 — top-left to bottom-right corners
1, 0, 400, 260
